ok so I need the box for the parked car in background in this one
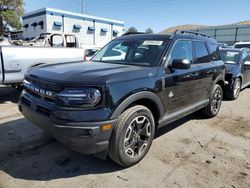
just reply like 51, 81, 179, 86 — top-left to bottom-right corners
233, 41, 250, 49
220, 48, 250, 99
19, 31, 225, 167
218, 43, 228, 48
83, 45, 101, 60
0, 45, 86, 87
16, 33, 81, 48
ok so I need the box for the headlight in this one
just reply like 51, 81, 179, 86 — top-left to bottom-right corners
57, 88, 101, 107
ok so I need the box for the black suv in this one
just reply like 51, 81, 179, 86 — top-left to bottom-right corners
19, 31, 225, 167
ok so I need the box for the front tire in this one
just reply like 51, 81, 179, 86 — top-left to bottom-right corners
108, 105, 155, 167
225, 78, 241, 100
202, 84, 223, 118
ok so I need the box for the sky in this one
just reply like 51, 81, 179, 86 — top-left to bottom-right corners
24, 0, 250, 33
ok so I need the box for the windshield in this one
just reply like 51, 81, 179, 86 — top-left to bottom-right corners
234, 44, 250, 49
220, 51, 240, 64
92, 39, 169, 66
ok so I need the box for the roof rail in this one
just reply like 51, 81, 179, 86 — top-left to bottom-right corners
122, 32, 145, 36
174, 30, 210, 38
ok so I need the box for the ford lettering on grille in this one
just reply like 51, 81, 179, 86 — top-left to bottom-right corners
23, 80, 54, 98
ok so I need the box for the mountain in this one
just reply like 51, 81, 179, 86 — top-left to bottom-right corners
160, 21, 250, 34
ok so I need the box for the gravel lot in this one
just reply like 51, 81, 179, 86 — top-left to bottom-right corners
0, 86, 249, 188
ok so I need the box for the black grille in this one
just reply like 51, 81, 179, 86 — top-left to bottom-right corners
24, 75, 63, 102
25, 76, 63, 92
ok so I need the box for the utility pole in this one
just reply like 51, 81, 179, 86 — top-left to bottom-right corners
81, 0, 84, 14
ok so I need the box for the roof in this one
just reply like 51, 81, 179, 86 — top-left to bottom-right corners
23, 7, 124, 25
234, 41, 250, 45
116, 34, 171, 40
115, 33, 217, 43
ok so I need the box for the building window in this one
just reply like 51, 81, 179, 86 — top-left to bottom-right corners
73, 24, 82, 33
31, 22, 37, 30
38, 21, 44, 29
53, 22, 62, 31
88, 26, 95, 31
23, 24, 29, 31
101, 28, 108, 32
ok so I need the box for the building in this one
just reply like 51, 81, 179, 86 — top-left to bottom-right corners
22, 7, 125, 46
192, 24, 250, 45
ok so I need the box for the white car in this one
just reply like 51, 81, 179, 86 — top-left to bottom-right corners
233, 41, 250, 49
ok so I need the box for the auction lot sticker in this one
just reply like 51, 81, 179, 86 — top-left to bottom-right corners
143, 40, 163, 46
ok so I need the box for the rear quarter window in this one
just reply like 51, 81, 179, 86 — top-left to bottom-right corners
207, 43, 221, 61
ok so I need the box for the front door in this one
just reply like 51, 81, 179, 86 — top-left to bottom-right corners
163, 39, 200, 114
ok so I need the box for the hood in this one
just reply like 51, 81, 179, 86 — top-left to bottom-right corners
27, 61, 159, 85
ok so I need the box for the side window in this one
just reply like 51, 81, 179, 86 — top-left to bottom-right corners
242, 51, 250, 63
168, 40, 193, 64
193, 41, 211, 63
208, 43, 221, 61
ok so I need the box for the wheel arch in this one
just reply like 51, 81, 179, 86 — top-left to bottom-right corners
214, 74, 225, 90
110, 91, 164, 126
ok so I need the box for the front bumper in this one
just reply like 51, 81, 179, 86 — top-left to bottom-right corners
18, 90, 116, 156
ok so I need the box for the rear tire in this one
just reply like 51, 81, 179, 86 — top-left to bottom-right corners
202, 84, 223, 118
225, 78, 241, 100
108, 105, 155, 167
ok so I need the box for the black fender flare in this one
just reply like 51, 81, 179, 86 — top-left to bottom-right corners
214, 74, 225, 87
110, 91, 164, 119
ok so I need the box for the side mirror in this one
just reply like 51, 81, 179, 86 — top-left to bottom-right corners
244, 61, 250, 66
171, 59, 191, 69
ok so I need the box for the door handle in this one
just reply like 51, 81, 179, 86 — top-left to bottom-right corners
188, 72, 199, 78
206, 70, 215, 74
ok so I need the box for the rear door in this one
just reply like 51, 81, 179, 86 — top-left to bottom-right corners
192, 41, 215, 100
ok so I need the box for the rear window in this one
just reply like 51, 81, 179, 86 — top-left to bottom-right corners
193, 41, 211, 63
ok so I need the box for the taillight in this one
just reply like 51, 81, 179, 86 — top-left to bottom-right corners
84, 52, 86, 61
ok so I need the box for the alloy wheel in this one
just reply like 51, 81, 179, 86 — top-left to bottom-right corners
233, 79, 241, 98
124, 116, 152, 158
211, 88, 222, 114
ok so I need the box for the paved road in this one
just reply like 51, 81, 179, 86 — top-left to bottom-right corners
0, 86, 249, 188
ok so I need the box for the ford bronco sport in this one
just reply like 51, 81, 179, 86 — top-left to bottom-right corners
19, 31, 225, 167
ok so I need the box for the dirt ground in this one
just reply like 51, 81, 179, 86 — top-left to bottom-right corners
0, 86, 249, 188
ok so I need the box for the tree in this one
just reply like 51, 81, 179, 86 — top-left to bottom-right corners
126, 26, 138, 33
0, 0, 24, 36
145, 27, 153, 34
